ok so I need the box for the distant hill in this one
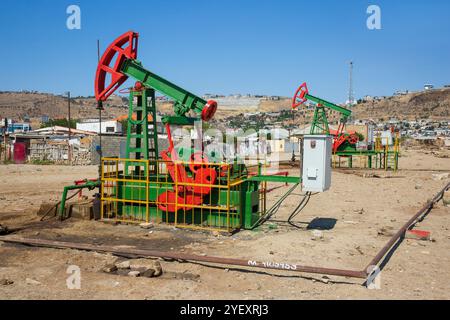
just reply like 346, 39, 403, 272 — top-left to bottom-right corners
0, 91, 128, 121
1, 88, 449, 125
0, 91, 293, 122
352, 88, 450, 120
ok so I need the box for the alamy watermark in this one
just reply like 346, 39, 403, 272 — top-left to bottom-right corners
367, 5, 381, 30
366, 265, 381, 289
66, 5, 81, 30
66, 265, 81, 289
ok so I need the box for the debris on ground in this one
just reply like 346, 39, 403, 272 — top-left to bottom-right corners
139, 222, 154, 229
115, 260, 131, 269
378, 226, 395, 237
0, 278, 14, 286
444, 190, 450, 206
355, 246, 364, 255
432, 173, 450, 181
25, 278, 42, 285
107, 259, 163, 278
128, 270, 140, 277
102, 264, 118, 273
406, 230, 431, 241
311, 230, 324, 241
0, 224, 9, 235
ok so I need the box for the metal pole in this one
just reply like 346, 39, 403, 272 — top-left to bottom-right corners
97, 39, 102, 158
365, 181, 450, 272
67, 91, 72, 164
96, 39, 103, 195
2, 118, 7, 162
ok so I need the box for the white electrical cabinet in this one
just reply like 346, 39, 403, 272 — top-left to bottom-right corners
301, 135, 332, 192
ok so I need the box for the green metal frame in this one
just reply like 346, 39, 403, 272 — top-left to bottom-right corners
59, 180, 100, 219
121, 59, 208, 120
310, 106, 330, 135
304, 93, 352, 122
125, 88, 159, 174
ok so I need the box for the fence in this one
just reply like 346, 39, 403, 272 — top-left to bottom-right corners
101, 158, 260, 232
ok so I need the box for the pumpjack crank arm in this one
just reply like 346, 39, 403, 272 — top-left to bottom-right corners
95, 31, 217, 121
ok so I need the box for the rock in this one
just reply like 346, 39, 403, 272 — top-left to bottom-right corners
26, 278, 41, 285
0, 278, 14, 286
139, 222, 154, 229
432, 173, 450, 181
415, 184, 422, 190
0, 224, 9, 235
311, 230, 323, 241
153, 261, 163, 277
354, 208, 365, 215
378, 227, 395, 237
128, 271, 140, 277
102, 264, 118, 273
443, 190, 450, 206
129, 259, 162, 277
115, 260, 131, 269
141, 269, 156, 278
320, 276, 330, 284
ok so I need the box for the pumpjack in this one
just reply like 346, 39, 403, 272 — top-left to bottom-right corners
292, 82, 359, 152
292, 82, 399, 171
58, 32, 340, 232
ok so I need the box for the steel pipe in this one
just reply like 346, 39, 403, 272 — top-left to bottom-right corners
1, 182, 448, 282
0, 236, 367, 279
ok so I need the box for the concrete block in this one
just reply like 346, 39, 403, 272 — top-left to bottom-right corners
70, 200, 94, 220
36, 202, 59, 217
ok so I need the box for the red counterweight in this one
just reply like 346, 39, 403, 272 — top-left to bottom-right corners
95, 31, 139, 101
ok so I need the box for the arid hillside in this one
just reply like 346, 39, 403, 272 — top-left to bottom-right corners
0, 91, 292, 122
352, 88, 450, 120
1, 88, 449, 124
0, 92, 128, 121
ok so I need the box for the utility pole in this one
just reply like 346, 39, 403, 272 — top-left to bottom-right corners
2, 118, 7, 162
66, 91, 72, 164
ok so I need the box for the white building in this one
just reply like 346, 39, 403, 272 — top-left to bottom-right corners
76, 119, 122, 134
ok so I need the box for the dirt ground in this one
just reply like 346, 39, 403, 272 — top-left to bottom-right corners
0, 149, 450, 300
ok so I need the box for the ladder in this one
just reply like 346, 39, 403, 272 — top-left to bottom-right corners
125, 88, 159, 176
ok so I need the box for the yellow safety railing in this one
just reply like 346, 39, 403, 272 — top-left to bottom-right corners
100, 158, 248, 232
331, 134, 400, 171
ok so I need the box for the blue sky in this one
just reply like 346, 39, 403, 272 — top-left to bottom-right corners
0, 0, 449, 103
